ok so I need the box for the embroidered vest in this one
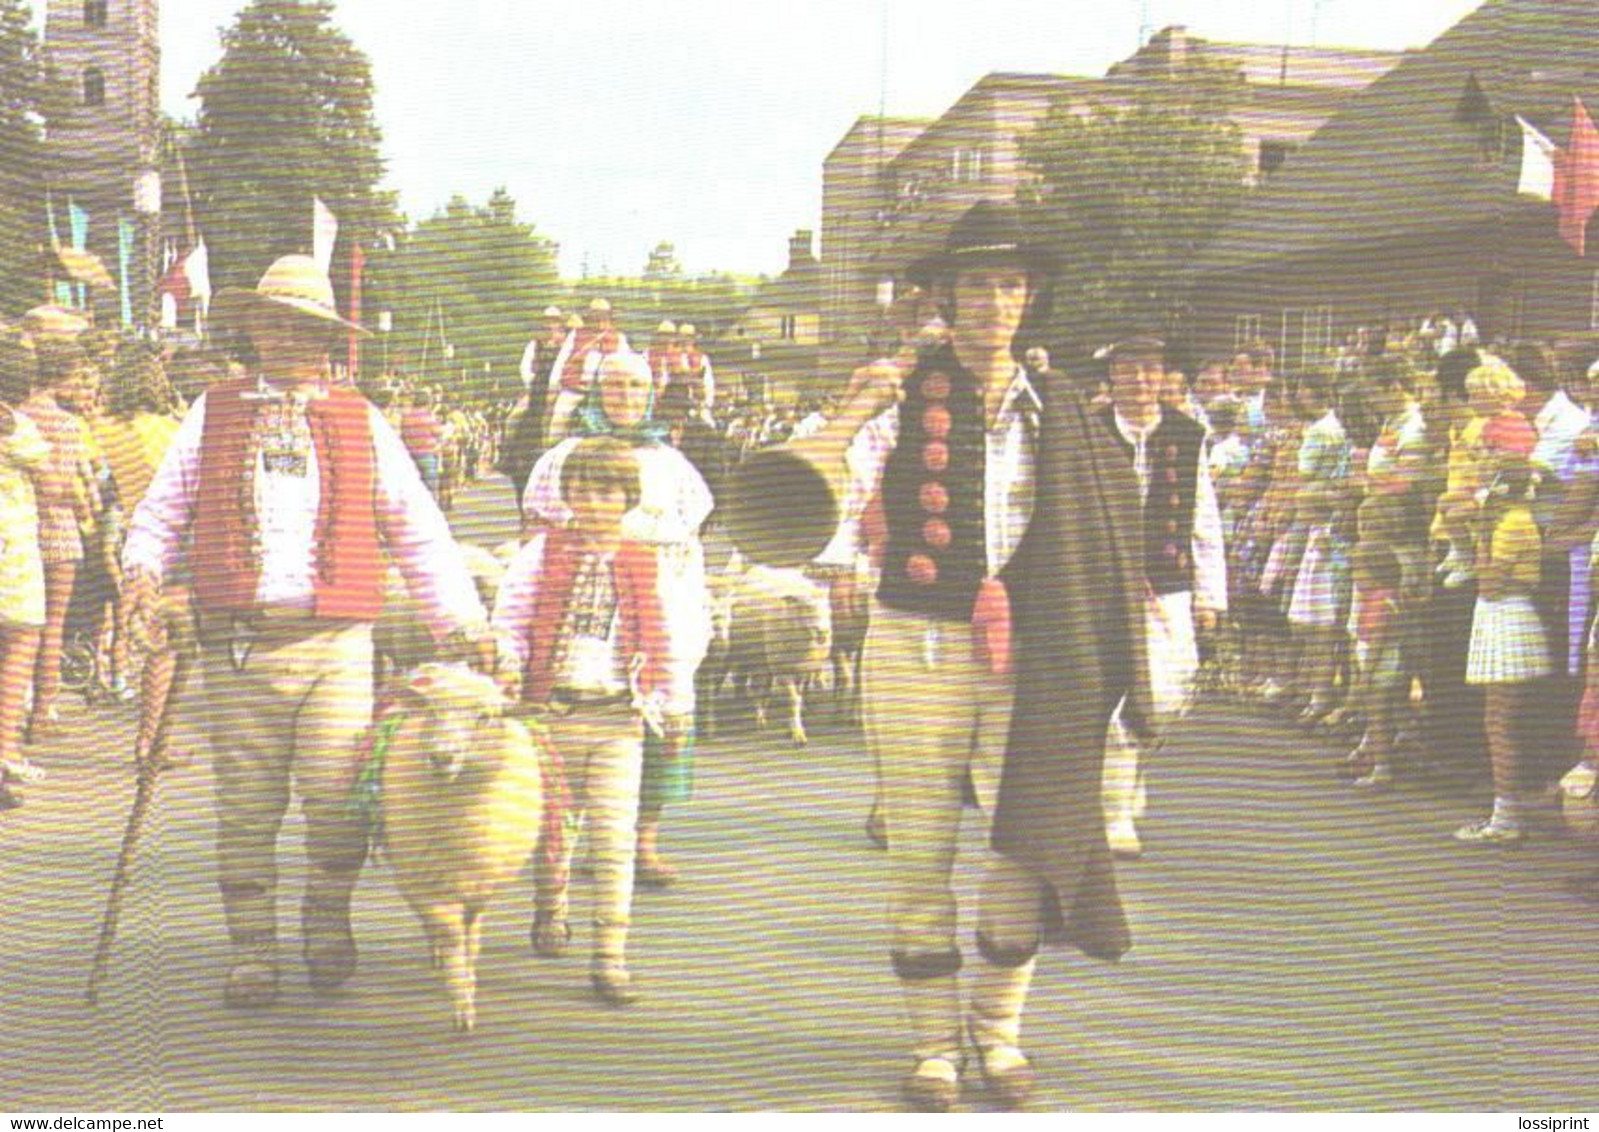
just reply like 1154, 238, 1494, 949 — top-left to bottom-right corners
192, 378, 384, 619
520, 530, 669, 705
874, 349, 1000, 622
1101, 406, 1205, 596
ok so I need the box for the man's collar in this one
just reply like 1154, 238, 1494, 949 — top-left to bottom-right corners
995, 366, 1042, 423
1112, 405, 1161, 443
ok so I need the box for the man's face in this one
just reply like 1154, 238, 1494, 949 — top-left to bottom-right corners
1024, 347, 1047, 373
248, 309, 332, 372
1194, 364, 1227, 400
952, 263, 1029, 355
1110, 356, 1164, 415
1230, 354, 1260, 394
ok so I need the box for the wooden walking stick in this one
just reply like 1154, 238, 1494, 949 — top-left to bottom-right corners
86, 598, 194, 1006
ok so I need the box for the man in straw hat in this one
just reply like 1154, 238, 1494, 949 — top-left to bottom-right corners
546, 298, 629, 445
122, 254, 494, 1009
810, 200, 1150, 1109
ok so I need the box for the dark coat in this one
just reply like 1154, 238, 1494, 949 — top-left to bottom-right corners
990, 383, 1152, 962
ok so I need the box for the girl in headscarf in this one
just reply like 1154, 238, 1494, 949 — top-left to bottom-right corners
522, 351, 713, 887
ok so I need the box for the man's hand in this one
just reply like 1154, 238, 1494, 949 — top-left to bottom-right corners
1195, 608, 1219, 633
124, 568, 160, 652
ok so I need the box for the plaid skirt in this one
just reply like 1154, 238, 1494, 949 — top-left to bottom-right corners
1466, 595, 1551, 685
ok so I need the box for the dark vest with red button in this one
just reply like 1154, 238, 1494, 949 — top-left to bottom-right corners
875, 348, 1024, 621
1100, 405, 1204, 596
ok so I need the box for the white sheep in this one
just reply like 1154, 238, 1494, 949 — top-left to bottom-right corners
378, 663, 546, 1032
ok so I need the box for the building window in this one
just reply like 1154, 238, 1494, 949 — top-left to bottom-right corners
84, 0, 107, 27
1303, 306, 1334, 361
780, 315, 797, 340
1258, 141, 1293, 177
1234, 314, 1261, 350
83, 68, 105, 108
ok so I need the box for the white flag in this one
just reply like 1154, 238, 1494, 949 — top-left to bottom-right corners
1517, 115, 1558, 201
186, 238, 212, 311
313, 196, 339, 273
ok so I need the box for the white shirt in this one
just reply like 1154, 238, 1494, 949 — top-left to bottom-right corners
1111, 408, 1227, 614
123, 391, 485, 639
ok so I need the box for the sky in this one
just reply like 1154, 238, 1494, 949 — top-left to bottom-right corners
147, 0, 1486, 279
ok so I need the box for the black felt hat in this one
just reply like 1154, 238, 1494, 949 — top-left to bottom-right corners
907, 200, 1054, 282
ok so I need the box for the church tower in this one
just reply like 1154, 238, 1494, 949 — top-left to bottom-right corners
43, 0, 160, 325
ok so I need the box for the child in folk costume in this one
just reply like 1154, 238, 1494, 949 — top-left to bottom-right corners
494, 436, 679, 1005
1456, 456, 1550, 844
522, 352, 712, 887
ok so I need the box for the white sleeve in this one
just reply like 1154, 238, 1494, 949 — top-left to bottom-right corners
491, 531, 547, 677
122, 394, 207, 582
622, 446, 713, 545
522, 437, 578, 525
1191, 456, 1228, 613
518, 339, 539, 389
370, 406, 487, 638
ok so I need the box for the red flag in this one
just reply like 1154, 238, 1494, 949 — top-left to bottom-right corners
1554, 95, 1599, 256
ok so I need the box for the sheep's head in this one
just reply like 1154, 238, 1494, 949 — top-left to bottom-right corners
395, 663, 510, 783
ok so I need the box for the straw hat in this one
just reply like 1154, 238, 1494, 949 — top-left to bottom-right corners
656, 320, 678, 335
211, 254, 370, 338
587, 298, 613, 315
542, 305, 563, 319
679, 322, 697, 338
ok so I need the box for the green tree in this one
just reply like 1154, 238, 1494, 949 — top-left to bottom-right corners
0, 0, 61, 316
388, 188, 560, 404
1019, 58, 1249, 357
188, 0, 394, 294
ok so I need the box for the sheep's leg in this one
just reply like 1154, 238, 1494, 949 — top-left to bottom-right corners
462, 906, 484, 1028
417, 902, 450, 971
753, 675, 770, 732
437, 906, 474, 1033
787, 679, 807, 747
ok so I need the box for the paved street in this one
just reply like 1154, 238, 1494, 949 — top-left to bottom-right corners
3, 472, 1597, 1112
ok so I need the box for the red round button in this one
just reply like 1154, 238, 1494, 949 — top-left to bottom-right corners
922, 373, 952, 400
919, 481, 949, 514
922, 404, 952, 439
906, 553, 939, 585
923, 441, 949, 472
922, 518, 952, 549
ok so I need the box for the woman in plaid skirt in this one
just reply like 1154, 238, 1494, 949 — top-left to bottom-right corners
1457, 456, 1550, 844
